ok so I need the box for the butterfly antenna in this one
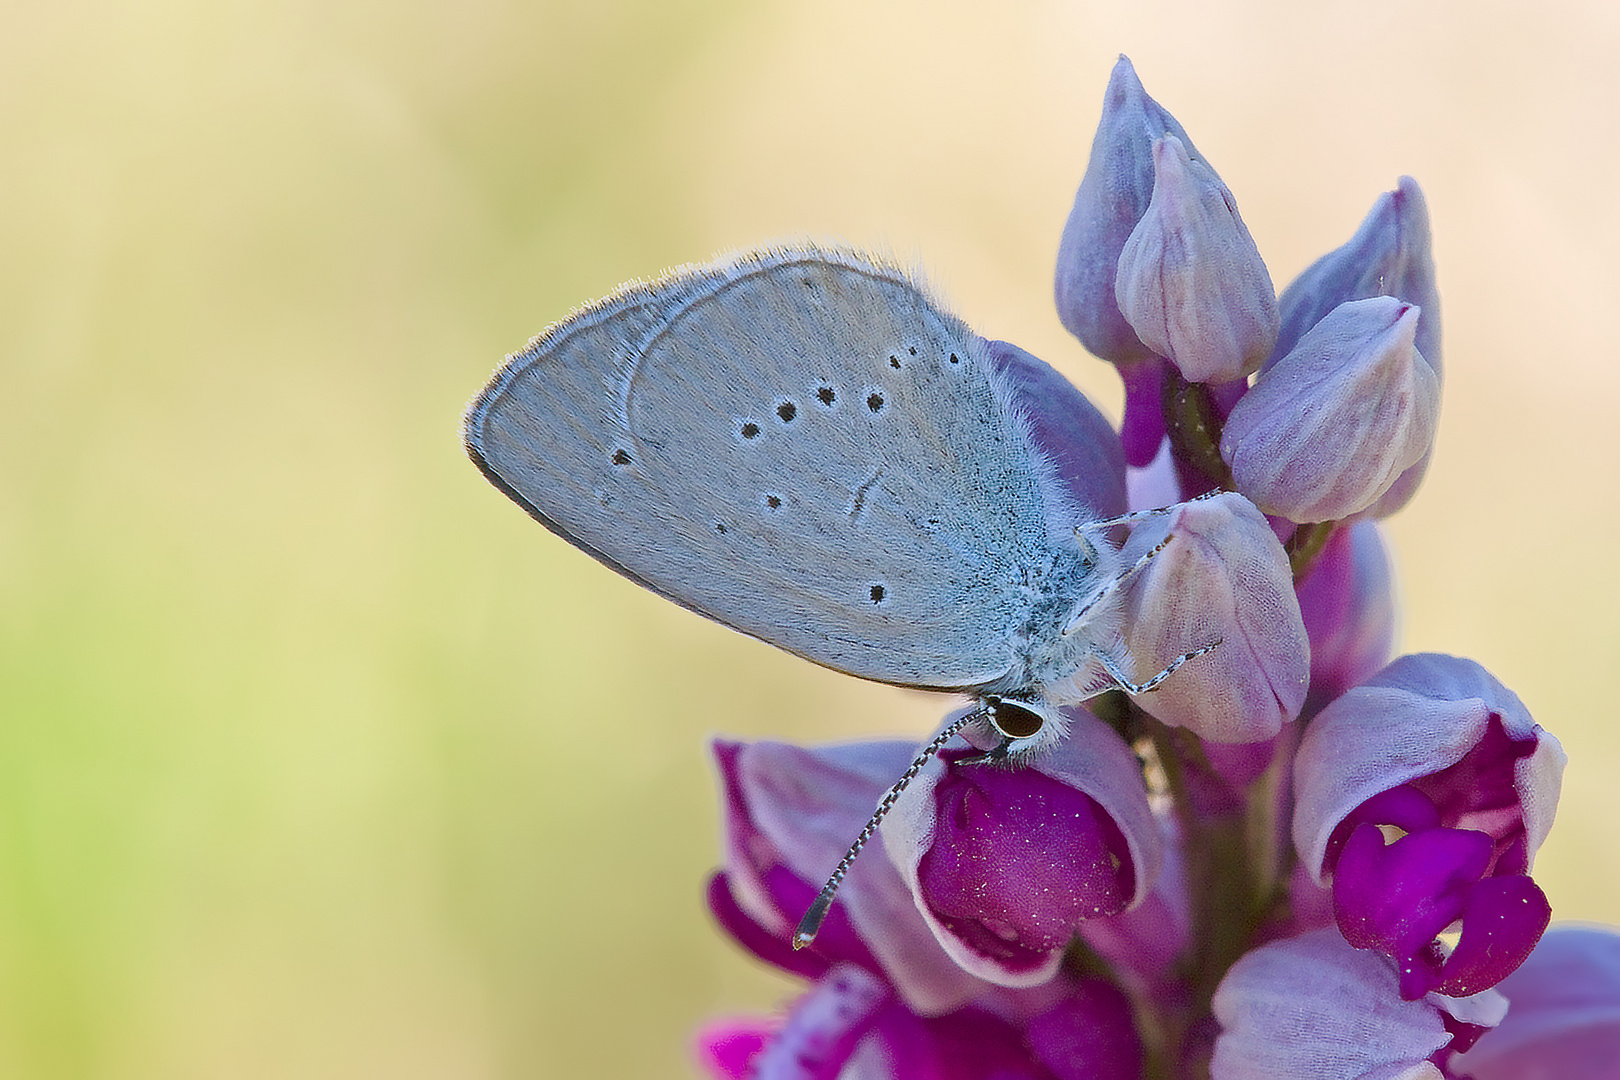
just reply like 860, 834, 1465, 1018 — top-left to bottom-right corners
1076, 490, 1225, 535
792, 710, 980, 949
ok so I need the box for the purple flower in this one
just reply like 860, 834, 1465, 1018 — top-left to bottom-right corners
705, 735, 1150, 1078
1449, 924, 1620, 1080
1269, 176, 1441, 518
1211, 927, 1506, 1080
694, 967, 1144, 1080
711, 738, 1005, 1014
1113, 134, 1279, 384
692, 964, 1037, 1080
884, 710, 1163, 986
1055, 55, 1205, 371
1294, 654, 1566, 999
1219, 297, 1440, 524
1116, 491, 1309, 743
677, 55, 1599, 1080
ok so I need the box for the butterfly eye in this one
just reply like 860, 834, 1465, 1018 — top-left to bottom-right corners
984, 696, 1045, 740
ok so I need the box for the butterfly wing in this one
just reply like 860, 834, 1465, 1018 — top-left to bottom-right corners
464, 245, 1062, 691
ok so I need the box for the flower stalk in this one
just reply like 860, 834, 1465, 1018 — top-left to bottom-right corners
693, 54, 1613, 1080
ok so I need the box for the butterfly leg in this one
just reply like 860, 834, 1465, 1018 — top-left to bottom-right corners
957, 737, 1014, 766
1062, 533, 1174, 636
1093, 640, 1222, 696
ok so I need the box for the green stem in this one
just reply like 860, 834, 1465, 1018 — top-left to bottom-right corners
1139, 714, 1282, 1080
1286, 519, 1339, 580
1161, 369, 1233, 490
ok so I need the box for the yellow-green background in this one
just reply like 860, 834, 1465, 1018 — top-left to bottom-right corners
4, 2, 1616, 1077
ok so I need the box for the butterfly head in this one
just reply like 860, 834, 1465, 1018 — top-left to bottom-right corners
971, 694, 1068, 762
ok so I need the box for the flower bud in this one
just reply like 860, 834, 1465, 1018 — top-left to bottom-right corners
1055, 55, 1205, 367
1293, 654, 1566, 999
1113, 135, 1279, 384
885, 709, 1161, 987
1273, 176, 1441, 373
1219, 297, 1439, 523
1271, 176, 1441, 517
1211, 927, 1505, 1080
1118, 491, 1309, 742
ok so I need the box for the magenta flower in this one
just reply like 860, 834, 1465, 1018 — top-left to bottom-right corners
678, 55, 1614, 1080
883, 709, 1162, 986
704, 736, 1147, 1079
694, 963, 1092, 1080
695, 967, 1144, 1080
710, 738, 1003, 1014
1293, 654, 1565, 999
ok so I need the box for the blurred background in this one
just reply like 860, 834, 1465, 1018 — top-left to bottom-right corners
3, 1, 1618, 1076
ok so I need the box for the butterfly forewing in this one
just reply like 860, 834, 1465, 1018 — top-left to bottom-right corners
465, 246, 1059, 690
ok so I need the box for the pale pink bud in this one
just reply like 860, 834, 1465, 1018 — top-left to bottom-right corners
1114, 135, 1279, 383
1219, 297, 1439, 523
1119, 491, 1309, 742
1055, 55, 1204, 367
